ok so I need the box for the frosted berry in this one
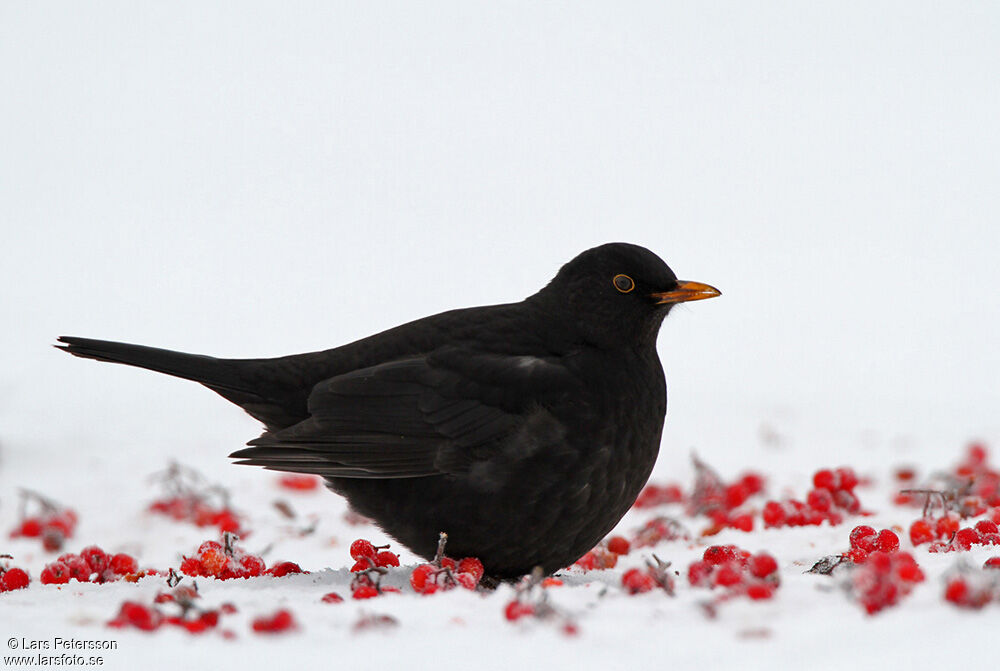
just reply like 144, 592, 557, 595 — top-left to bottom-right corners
410, 564, 438, 594
849, 526, 877, 553
374, 551, 400, 568
321, 592, 344, 603
875, 529, 899, 553
1, 567, 30, 591
349, 539, 377, 561
39, 561, 71, 585
457, 557, 485, 582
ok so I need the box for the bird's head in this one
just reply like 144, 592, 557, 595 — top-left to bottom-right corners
533, 242, 720, 349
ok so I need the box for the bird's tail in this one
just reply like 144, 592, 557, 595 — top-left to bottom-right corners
55, 336, 308, 429
55, 336, 246, 392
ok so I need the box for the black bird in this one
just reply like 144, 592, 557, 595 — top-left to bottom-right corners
57, 243, 719, 579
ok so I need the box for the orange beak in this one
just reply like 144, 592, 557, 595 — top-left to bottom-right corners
651, 280, 721, 305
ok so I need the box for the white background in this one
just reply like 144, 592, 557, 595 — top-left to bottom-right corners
2, 3, 998, 669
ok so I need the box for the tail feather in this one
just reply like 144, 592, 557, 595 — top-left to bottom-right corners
56, 336, 304, 429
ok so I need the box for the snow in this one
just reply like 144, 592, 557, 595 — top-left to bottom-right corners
2, 2, 1000, 670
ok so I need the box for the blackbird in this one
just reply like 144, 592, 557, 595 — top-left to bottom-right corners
57, 242, 719, 579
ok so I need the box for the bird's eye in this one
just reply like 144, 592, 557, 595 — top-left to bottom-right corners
612, 274, 635, 293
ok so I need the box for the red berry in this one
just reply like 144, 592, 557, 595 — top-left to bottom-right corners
239, 554, 266, 577
1, 568, 30, 591
15, 518, 44, 538
410, 564, 438, 594
748, 553, 778, 578
746, 582, 776, 600
687, 560, 712, 586
975, 519, 999, 535
352, 585, 379, 599
321, 592, 344, 603
813, 469, 838, 491
983, 557, 1000, 570
455, 572, 479, 590
622, 568, 656, 594
724, 483, 750, 509
374, 551, 400, 568
349, 539, 377, 561
740, 472, 765, 494
199, 548, 228, 576
251, 609, 296, 633
835, 467, 859, 490
278, 474, 320, 491
806, 488, 834, 512
79, 546, 109, 573
703, 545, 736, 565
59, 554, 92, 582
39, 561, 71, 585
909, 519, 934, 546
606, 536, 630, 555
179, 556, 203, 576
213, 510, 241, 534
944, 577, 969, 604
936, 515, 960, 539
955, 527, 982, 550
266, 561, 303, 577
849, 526, 877, 552
457, 557, 484, 582
110, 601, 161, 631
713, 564, 742, 587
762, 501, 787, 527
110, 553, 138, 575
504, 601, 535, 621
729, 513, 754, 532
875, 529, 899, 553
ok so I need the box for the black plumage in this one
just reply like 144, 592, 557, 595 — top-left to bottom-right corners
57, 242, 719, 579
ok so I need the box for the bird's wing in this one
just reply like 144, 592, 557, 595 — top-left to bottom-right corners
228, 348, 577, 479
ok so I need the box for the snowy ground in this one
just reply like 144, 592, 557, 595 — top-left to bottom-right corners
2, 399, 997, 671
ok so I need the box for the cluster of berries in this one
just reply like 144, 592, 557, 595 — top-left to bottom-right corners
897, 443, 1000, 520
349, 539, 400, 572
406, 532, 485, 595
687, 459, 766, 534
762, 467, 862, 528
943, 560, 1000, 610
849, 550, 924, 615
346, 538, 402, 599
687, 545, 780, 601
0, 557, 30, 592
277, 474, 321, 491
179, 535, 304, 580
929, 518, 1000, 552
844, 525, 900, 563
621, 555, 675, 595
110, 584, 237, 635
40, 546, 141, 584
147, 462, 243, 535
410, 556, 484, 594
8, 491, 78, 552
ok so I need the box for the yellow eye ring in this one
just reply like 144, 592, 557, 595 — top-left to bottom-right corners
613, 274, 635, 293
